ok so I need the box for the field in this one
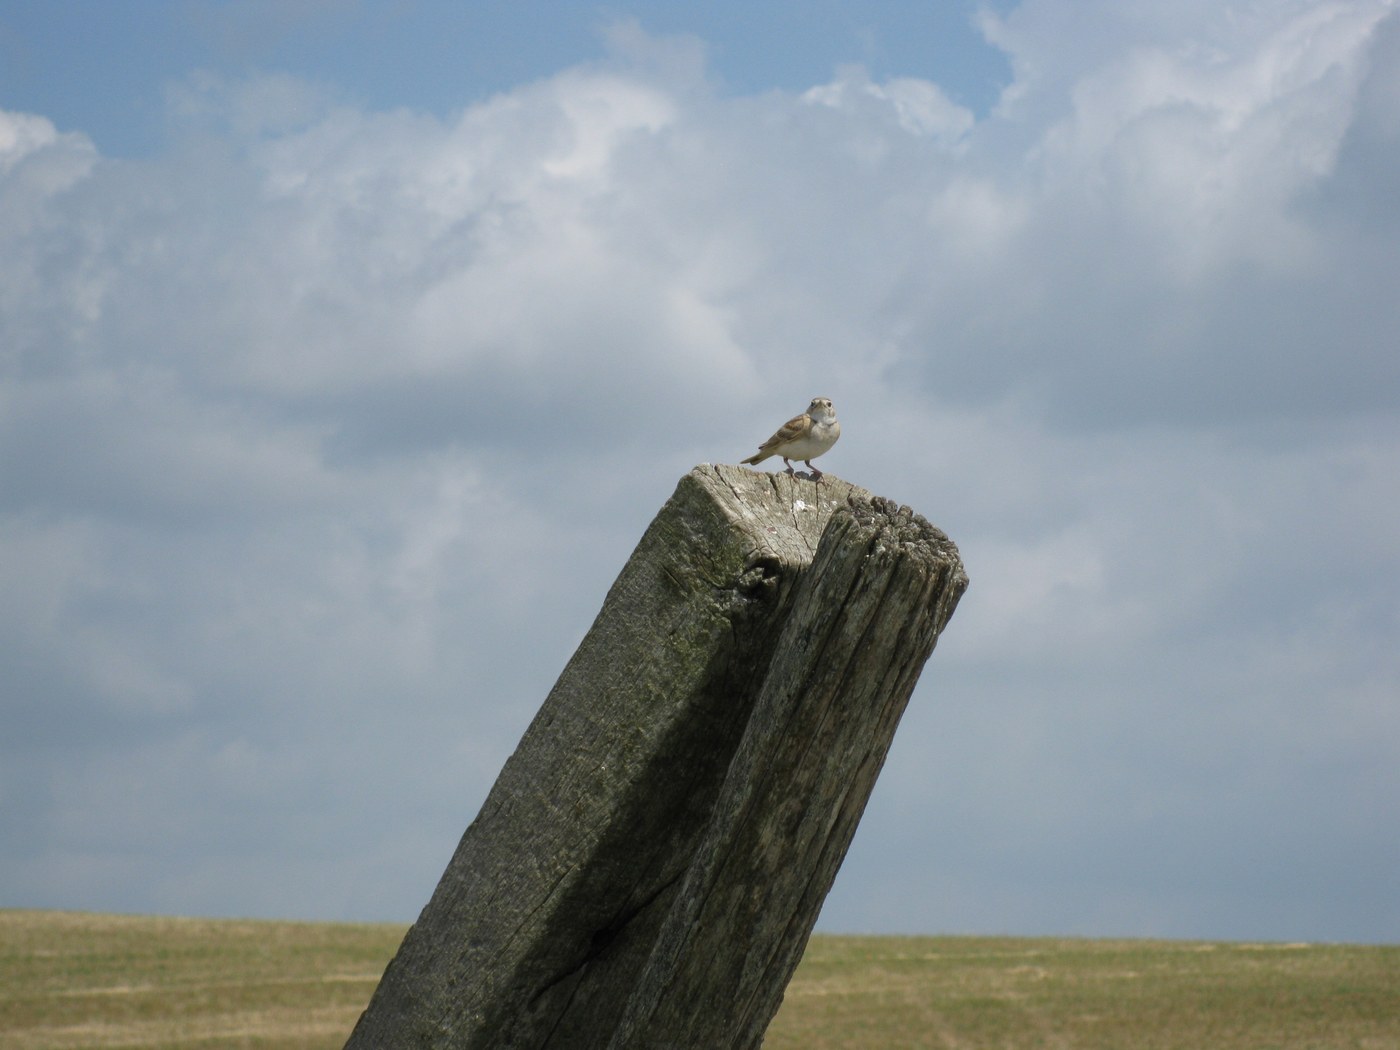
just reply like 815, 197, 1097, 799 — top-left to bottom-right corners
2, 910, 1397, 1048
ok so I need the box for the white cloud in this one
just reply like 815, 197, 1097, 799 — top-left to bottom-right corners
0, 109, 89, 173
1033, 1, 1392, 273
804, 65, 975, 143
2, 3, 1398, 939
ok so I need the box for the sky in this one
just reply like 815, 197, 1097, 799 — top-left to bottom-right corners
2, 0, 1398, 945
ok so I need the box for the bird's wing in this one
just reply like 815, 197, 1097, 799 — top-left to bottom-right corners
757, 412, 812, 453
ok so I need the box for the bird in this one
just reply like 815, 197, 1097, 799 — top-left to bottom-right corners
741, 397, 841, 480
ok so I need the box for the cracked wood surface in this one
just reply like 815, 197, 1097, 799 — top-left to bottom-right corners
344, 465, 967, 1050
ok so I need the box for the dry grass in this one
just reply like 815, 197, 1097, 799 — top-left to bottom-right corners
0, 910, 398, 1049
767, 935, 1400, 1049
3, 911, 1397, 1048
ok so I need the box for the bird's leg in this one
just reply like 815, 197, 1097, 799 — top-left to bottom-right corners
805, 461, 823, 480
782, 458, 796, 475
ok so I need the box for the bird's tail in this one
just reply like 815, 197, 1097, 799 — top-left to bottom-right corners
741, 453, 770, 465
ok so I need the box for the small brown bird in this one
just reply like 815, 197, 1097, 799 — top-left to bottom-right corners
742, 397, 841, 479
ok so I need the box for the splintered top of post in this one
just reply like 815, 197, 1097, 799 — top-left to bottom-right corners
686, 463, 875, 573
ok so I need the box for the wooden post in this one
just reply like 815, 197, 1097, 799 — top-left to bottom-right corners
346, 464, 968, 1049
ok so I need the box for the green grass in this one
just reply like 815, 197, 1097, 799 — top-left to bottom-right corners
3, 911, 1397, 1048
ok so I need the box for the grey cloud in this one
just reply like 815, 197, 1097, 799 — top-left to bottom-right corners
2, 5, 1397, 941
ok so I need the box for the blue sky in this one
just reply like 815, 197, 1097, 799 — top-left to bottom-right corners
1, 1, 1012, 156
3, 0, 1399, 945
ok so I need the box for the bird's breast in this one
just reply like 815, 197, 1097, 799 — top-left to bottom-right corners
781, 420, 839, 458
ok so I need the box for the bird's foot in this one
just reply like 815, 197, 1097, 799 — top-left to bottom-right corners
806, 462, 824, 481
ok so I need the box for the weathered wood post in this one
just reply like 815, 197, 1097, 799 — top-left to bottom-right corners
346, 464, 967, 1049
